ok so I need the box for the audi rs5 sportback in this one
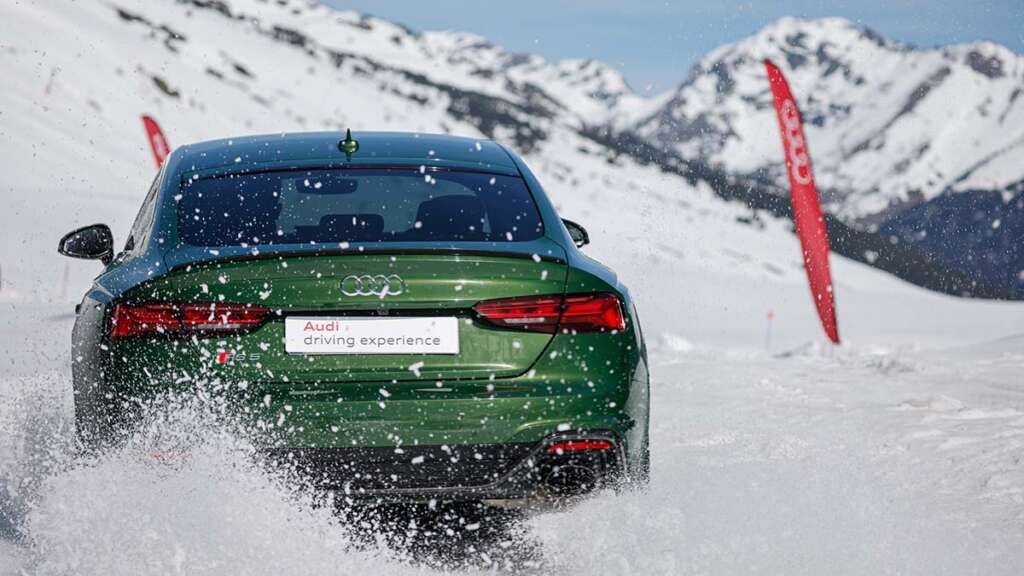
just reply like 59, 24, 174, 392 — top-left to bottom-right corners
59, 131, 649, 504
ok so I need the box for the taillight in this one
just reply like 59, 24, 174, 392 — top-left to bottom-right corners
111, 302, 269, 339
472, 295, 563, 332
473, 293, 625, 334
559, 294, 626, 332
546, 439, 614, 454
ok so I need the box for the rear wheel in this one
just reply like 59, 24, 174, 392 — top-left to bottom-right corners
72, 385, 122, 454
637, 434, 651, 486
627, 427, 650, 489
73, 401, 106, 454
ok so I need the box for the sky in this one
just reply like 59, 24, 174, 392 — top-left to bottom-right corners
323, 0, 1024, 93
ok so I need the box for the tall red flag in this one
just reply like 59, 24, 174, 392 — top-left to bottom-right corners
763, 59, 839, 344
141, 115, 170, 168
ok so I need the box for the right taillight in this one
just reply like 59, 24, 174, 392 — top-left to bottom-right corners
546, 439, 614, 454
111, 302, 269, 339
473, 293, 625, 334
558, 293, 626, 332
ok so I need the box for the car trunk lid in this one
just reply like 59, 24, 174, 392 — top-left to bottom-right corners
144, 245, 568, 383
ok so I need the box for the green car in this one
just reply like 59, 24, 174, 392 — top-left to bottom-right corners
58, 131, 649, 504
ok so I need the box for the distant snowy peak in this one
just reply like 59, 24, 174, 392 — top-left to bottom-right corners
698, 16, 912, 69
635, 16, 1024, 221
181, 0, 639, 127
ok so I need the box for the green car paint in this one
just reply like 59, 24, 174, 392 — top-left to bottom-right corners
64, 132, 649, 501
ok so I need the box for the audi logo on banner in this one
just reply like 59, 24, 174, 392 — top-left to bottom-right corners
340, 274, 407, 297
779, 98, 813, 186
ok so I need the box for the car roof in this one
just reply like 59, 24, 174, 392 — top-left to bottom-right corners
172, 131, 518, 175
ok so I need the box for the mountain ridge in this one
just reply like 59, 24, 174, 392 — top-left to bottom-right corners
620, 15, 1023, 295
631, 15, 1024, 222
0, 0, 1019, 298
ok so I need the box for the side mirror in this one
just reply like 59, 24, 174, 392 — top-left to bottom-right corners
562, 219, 589, 248
58, 224, 114, 265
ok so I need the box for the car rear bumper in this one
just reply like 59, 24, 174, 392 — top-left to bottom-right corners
266, 431, 626, 504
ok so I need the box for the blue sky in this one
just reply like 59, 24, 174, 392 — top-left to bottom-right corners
323, 0, 1024, 93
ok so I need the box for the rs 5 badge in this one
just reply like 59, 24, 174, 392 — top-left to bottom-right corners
216, 351, 261, 364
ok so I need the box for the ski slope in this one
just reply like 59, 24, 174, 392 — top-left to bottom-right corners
2, 1, 1023, 574
2, 299, 1022, 574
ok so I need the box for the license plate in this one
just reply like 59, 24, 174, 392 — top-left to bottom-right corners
284, 316, 459, 355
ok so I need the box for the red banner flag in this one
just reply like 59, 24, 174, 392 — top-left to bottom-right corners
141, 115, 170, 168
763, 59, 839, 344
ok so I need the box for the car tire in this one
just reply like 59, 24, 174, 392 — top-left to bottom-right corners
635, 433, 651, 487
72, 389, 118, 454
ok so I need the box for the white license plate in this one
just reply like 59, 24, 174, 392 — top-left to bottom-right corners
284, 316, 459, 355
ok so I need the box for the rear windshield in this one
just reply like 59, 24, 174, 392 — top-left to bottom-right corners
177, 168, 544, 247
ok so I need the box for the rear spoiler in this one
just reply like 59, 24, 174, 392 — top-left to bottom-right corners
164, 243, 567, 273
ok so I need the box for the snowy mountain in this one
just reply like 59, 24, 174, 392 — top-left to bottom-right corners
627, 17, 1024, 295
633, 16, 1024, 222
0, 0, 652, 170
0, 0, 1019, 298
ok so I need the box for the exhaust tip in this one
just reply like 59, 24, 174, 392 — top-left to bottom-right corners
541, 464, 599, 496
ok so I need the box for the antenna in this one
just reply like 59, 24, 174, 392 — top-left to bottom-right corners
339, 129, 359, 159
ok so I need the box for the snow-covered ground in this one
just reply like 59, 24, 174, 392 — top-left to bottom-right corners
2, 0, 1023, 573
2, 298, 1023, 574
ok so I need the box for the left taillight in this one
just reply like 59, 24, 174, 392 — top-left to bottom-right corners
473, 293, 625, 334
110, 302, 269, 339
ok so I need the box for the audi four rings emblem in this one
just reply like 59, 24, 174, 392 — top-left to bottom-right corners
340, 274, 407, 297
